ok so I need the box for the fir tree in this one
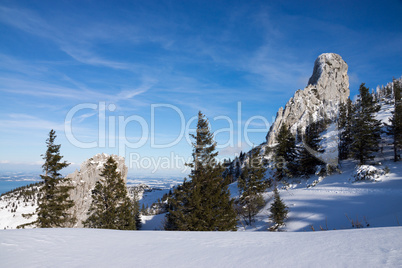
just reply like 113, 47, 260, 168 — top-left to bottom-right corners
338, 98, 354, 160
298, 121, 325, 176
224, 160, 235, 184
237, 147, 269, 225
166, 111, 237, 231
234, 159, 241, 180
274, 124, 298, 180
83, 156, 140, 230
269, 187, 288, 231
36, 130, 75, 228
351, 83, 382, 165
386, 79, 402, 161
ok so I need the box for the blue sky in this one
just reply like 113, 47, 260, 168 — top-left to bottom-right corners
0, 0, 401, 177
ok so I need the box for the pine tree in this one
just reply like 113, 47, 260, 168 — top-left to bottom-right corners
386, 79, 402, 161
83, 156, 140, 230
237, 147, 269, 225
351, 83, 382, 165
269, 187, 288, 231
35, 130, 75, 228
274, 124, 298, 180
338, 98, 354, 160
166, 111, 237, 231
298, 121, 325, 176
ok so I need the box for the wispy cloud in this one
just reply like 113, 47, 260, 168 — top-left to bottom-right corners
0, 73, 154, 104
0, 6, 57, 39
0, 113, 65, 131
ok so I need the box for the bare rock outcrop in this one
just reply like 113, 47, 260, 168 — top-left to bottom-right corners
266, 53, 350, 146
66, 153, 128, 227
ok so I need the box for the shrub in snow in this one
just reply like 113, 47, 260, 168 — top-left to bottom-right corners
269, 187, 288, 231
352, 165, 385, 182
307, 176, 324, 188
384, 166, 390, 174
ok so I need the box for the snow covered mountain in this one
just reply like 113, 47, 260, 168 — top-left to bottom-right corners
1, 60, 401, 233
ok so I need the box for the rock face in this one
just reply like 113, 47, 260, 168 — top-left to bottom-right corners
66, 153, 128, 227
266, 53, 350, 146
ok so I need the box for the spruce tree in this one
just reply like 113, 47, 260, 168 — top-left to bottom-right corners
165, 179, 190, 230
234, 159, 241, 180
274, 124, 298, 180
83, 156, 140, 230
237, 147, 269, 225
269, 187, 288, 231
386, 79, 402, 161
298, 121, 325, 176
351, 83, 382, 165
36, 130, 75, 228
166, 111, 237, 231
338, 98, 354, 160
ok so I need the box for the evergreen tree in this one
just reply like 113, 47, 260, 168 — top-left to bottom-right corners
351, 83, 382, 165
237, 147, 269, 225
338, 98, 354, 160
36, 130, 75, 228
269, 187, 288, 231
165, 111, 237, 231
83, 156, 140, 230
386, 79, 402, 161
234, 159, 241, 180
274, 124, 298, 180
298, 121, 325, 176
225, 160, 235, 184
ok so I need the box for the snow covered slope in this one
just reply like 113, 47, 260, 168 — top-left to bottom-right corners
248, 160, 402, 232
1, 227, 401, 267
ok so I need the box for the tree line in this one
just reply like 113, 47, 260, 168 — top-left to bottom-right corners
20, 130, 141, 230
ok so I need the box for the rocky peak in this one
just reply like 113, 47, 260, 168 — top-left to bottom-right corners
66, 153, 128, 227
266, 53, 350, 146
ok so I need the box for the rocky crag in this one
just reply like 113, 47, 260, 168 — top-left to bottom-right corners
65, 153, 128, 227
266, 53, 350, 146
0, 153, 129, 229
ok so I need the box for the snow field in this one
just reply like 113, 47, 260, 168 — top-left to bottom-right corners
1, 227, 401, 267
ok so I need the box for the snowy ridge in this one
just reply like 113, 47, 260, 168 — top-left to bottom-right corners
0, 184, 40, 229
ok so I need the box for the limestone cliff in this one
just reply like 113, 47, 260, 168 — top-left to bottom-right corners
65, 153, 128, 227
266, 53, 350, 146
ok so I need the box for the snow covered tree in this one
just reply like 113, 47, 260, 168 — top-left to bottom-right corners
165, 111, 237, 231
83, 156, 140, 230
386, 79, 402, 161
237, 147, 270, 225
338, 98, 354, 160
274, 124, 298, 180
351, 83, 382, 165
269, 187, 288, 231
36, 130, 76, 228
298, 121, 325, 176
